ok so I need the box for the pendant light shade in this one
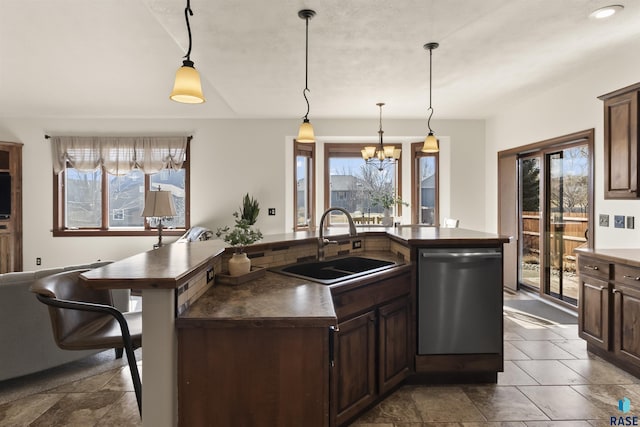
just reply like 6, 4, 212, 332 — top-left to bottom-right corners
297, 119, 316, 143
422, 42, 439, 153
170, 60, 205, 104
170, 0, 205, 104
296, 9, 316, 142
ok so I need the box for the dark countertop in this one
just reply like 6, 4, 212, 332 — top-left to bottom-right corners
176, 250, 410, 328
176, 271, 337, 328
242, 226, 510, 253
576, 248, 640, 267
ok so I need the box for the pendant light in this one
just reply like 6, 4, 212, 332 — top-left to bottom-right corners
170, 0, 205, 104
422, 42, 439, 152
362, 103, 401, 171
296, 9, 316, 143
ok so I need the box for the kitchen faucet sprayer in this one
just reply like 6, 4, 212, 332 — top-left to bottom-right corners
317, 207, 357, 261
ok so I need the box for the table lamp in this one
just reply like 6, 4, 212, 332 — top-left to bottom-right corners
141, 190, 177, 248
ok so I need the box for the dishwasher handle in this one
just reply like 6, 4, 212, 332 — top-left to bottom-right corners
421, 251, 501, 259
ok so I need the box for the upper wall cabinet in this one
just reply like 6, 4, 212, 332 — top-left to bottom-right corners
599, 82, 640, 199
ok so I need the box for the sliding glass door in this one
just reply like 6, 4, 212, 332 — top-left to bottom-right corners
517, 132, 593, 308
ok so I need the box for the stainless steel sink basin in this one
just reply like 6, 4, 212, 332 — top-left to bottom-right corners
271, 256, 397, 285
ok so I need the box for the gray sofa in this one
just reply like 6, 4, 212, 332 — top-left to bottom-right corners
0, 261, 131, 382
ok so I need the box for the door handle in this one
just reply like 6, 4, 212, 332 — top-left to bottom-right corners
585, 265, 599, 270
623, 275, 640, 281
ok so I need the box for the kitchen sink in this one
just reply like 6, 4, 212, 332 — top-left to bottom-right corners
270, 256, 398, 285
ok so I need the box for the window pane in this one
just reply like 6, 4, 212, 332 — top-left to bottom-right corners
65, 168, 102, 228
329, 156, 396, 225
296, 155, 310, 227
418, 156, 436, 225
150, 169, 186, 228
108, 169, 145, 228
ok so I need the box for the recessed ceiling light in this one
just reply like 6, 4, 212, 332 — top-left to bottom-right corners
589, 4, 624, 19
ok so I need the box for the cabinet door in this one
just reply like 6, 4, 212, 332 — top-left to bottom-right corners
613, 284, 640, 365
603, 90, 639, 199
335, 310, 376, 426
378, 297, 410, 394
578, 274, 610, 350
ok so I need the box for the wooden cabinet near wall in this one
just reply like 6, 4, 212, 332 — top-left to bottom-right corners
331, 269, 411, 426
577, 249, 640, 378
577, 255, 611, 350
599, 82, 640, 199
0, 142, 22, 273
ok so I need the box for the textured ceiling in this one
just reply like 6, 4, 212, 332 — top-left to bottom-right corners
1, 0, 639, 119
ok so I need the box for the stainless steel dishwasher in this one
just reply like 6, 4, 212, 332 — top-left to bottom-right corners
418, 247, 502, 354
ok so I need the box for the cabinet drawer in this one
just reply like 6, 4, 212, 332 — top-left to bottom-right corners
332, 271, 410, 320
615, 264, 640, 287
579, 256, 610, 281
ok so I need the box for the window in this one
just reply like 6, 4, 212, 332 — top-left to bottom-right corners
411, 142, 439, 225
324, 143, 402, 226
294, 140, 315, 230
52, 136, 190, 236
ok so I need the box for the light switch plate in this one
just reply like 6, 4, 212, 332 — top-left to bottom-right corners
599, 214, 609, 227
614, 215, 625, 228
628, 216, 635, 229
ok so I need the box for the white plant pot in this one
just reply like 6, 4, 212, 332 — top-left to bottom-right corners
228, 252, 251, 276
381, 208, 393, 227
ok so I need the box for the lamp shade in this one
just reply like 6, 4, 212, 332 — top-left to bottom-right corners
170, 60, 205, 104
422, 132, 439, 153
141, 191, 177, 218
297, 120, 316, 143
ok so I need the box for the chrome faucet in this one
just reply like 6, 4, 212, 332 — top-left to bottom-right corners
318, 207, 357, 261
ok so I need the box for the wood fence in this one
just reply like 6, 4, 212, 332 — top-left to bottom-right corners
522, 212, 588, 265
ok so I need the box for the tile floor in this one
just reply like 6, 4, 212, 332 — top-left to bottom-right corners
0, 291, 636, 426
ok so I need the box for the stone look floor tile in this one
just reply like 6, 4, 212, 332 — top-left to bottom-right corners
509, 340, 576, 360
497, 361, 539, 386
549, 339, 590, 359
0, 393, 63, 426
30, 391, 125, 427
504, 342, 532, 360
410, 386, 486, 422
518, 385, 607, 420
514, 360, 589, 385
561, 359, 640, 385
354, 386, 422, 424
463, 385, 548, 421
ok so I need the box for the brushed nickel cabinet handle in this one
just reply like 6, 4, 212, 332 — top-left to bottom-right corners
623, 275, 640, 281
585, 265, 599, 270
612, 289, 619, 294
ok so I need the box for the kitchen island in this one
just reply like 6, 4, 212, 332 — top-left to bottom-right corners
80, 227, 509, 427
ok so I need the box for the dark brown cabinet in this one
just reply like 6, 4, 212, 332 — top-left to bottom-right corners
331, 269, 412, 426
578, 256, 611, 350
613, 264, 640, 366
599, 82, 640, 199
577, 250, 640, 378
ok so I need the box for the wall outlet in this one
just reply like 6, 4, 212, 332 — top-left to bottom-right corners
627, 216, 635, 229
206, 267, 214, 283
352, 240, 362, 249
268, 208, 276, 216
599, 214, 609, 227
614, 215, 626, 228
36, 257, 41, 266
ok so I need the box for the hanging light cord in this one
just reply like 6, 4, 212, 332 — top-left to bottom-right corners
302, 15, 311, 121
183, 0, 194, 62
427, 46, 434, 133
378, 104, 384, 147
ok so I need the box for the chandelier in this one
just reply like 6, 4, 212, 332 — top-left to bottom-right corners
362, 103, 401, 171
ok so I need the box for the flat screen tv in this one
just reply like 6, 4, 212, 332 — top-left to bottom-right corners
0, 172, 11, 219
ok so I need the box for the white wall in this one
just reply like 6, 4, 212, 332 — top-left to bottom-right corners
485, 36, 640, 249
0, 117, 484, 270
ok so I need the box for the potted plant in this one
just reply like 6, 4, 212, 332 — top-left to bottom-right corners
216, 195, 263, 276
371, 192, 408, 226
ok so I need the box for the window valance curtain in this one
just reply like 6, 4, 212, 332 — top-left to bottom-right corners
50, 136, 189, 175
